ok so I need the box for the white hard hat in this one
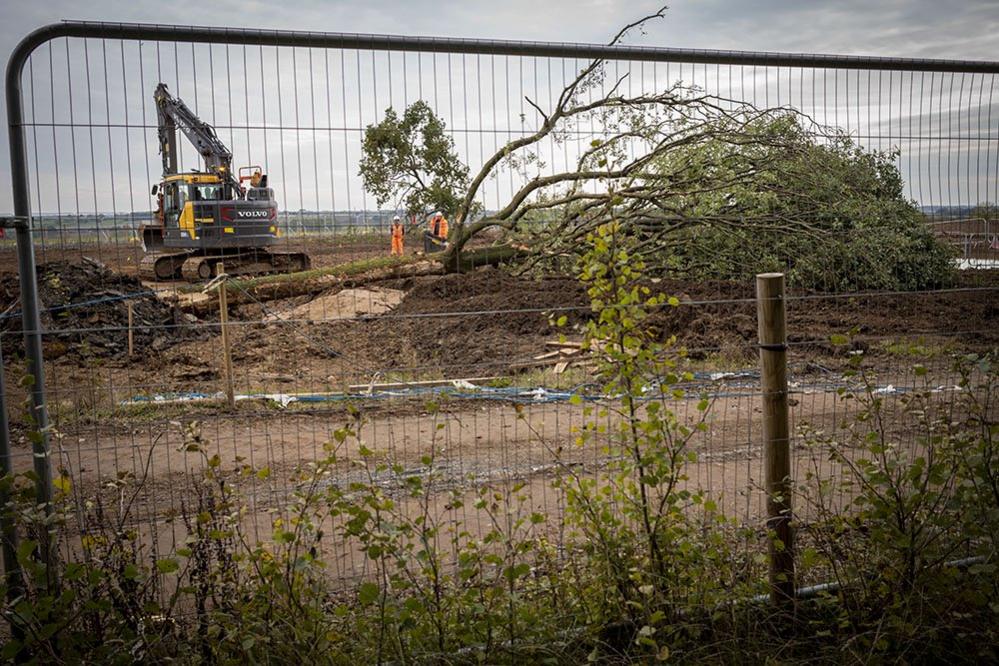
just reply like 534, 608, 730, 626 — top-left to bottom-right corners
434, 211, 442, 217
393, 215, 401, 221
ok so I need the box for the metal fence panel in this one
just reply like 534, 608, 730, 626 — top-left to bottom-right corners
2, 22, 998, 599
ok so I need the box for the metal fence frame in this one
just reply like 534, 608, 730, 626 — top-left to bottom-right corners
3, 20, 999, 578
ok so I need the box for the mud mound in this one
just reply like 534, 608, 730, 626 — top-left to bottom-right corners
0, 259, 206, 359
362, 271, 756, 370
361, 270, 998, 373
267, 287, 405, 322
62, 265, 995, 385
365, 268, 588, 371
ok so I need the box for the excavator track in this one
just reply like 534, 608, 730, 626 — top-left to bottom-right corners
176, 250, 312, 282
267, 250, 311, 273
139, 251, 195, 281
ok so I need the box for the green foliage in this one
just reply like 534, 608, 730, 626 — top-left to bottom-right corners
798, 350, 999, 661
359, 100, 472, 219
556, 221, 752, 659
659, 114, 955, 291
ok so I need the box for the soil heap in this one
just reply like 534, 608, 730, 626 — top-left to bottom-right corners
0, 258, 206, 359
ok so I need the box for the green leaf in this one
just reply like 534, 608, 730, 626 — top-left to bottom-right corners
1, 639, 21, 661
155, 558, 179, 574
16, 539, 36, 565
503, 562, 531, 581
830, 333, 849, 345
358, 581, 380, 605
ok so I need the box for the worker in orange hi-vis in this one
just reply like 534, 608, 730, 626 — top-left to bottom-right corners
424, 211, 449, 253
390, 215, 405, 256
433, 211, 449, 240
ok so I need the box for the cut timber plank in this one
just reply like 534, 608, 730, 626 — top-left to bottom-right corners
533, 350, 564, 361
509, 357, 565, 371
346, 376, 502, 391
545, 340, 582, 349
554, 361, 570, 374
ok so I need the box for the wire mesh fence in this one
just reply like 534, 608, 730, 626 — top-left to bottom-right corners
2, 21, 998, 622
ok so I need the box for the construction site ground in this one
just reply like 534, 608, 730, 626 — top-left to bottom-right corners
0, 237, 996, 575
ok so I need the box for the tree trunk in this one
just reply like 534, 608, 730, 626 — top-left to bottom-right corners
173, 260, 440, 315
452, 244, 525, 272
172, 245, 523, 315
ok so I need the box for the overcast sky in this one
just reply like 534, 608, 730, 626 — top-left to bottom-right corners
3, 0, 997, 59
1, 0, 997, 215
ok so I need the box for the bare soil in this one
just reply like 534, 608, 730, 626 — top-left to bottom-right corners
0, 256, 995, 406
0, 236, 390, 276
0, 258, 205, 360
0, 243, 995, 579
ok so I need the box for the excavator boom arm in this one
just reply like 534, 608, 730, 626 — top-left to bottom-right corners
154, 83, 235, 186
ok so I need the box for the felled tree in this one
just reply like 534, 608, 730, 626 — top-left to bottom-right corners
358, 6, 953, 290
437, 7, 832, 265
359, 100, 471, 219
643, 115, 955, 291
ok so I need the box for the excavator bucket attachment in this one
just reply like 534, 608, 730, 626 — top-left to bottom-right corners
141, 225, 164, 252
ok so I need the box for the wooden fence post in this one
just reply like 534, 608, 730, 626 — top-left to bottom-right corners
756, 272, 794, 606
126, 301, 134, 357
217, 262, 236, 409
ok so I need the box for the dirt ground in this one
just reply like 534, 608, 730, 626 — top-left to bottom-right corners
0, 235, 389, 280
0, 240, 996, 579
3, 262, 992, 418
35, 375, 961, 582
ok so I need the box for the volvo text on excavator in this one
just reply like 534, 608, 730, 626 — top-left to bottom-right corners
140, 83, 310, 281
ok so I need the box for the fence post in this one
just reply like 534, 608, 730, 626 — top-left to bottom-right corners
6, 49, 56, 571
127, 301, 134, 357
756, 272, 794, 606
216, 263, 236, 409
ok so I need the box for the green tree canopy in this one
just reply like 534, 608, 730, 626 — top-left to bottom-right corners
357, 10, 952, 293
359, 100, 471, 219
652, 114, 955, 291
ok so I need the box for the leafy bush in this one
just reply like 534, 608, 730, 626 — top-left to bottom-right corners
554, 221, 756, 660
797, 350, 999, 661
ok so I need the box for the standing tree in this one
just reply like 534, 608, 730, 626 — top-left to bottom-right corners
359, 100, 471, 220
